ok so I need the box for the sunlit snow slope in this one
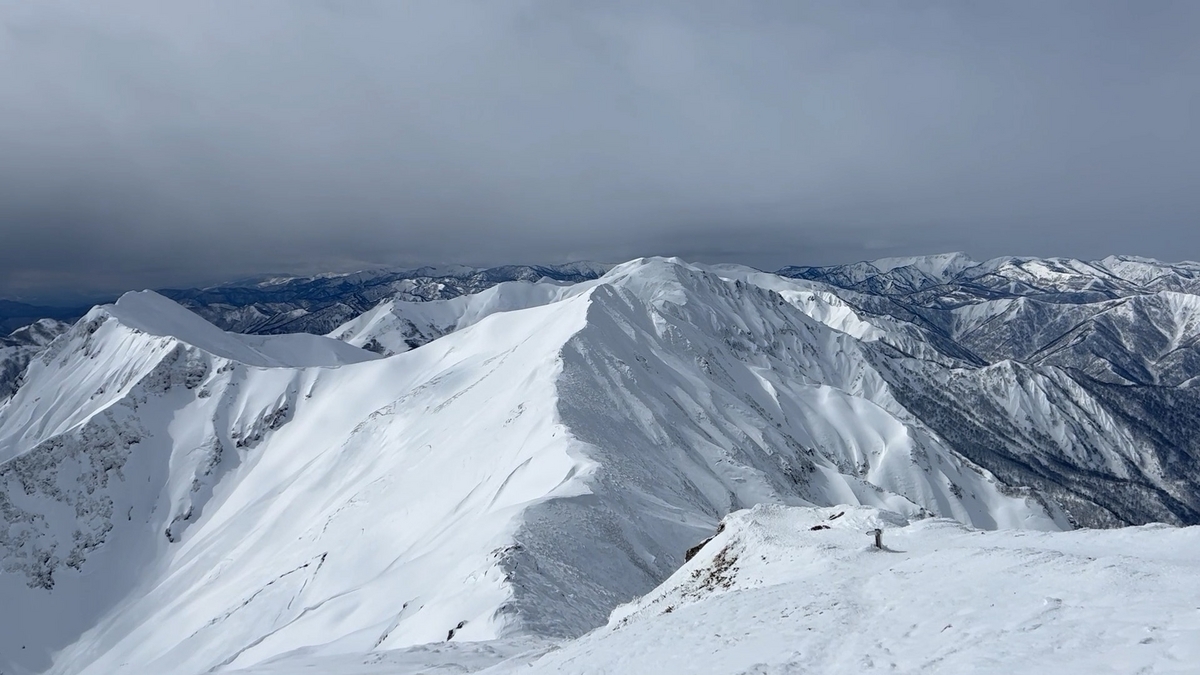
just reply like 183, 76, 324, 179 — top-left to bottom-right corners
0, 319, 69, 403
0, 258, 1111, 675
329, 279, 580, 355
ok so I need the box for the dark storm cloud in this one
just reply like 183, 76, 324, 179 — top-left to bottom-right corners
2, 1, 1199, 301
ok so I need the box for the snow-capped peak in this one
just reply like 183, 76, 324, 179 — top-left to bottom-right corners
106, 291, 377, 368
867, 251, 977, 276
3, 254, 1198, 675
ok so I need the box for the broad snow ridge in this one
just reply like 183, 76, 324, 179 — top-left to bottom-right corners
2, 256, 1198, 674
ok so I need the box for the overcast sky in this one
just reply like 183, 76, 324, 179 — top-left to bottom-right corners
2, 1, 1198, 302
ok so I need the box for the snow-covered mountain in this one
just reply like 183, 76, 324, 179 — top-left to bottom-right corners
0, 319, 70, 403
328, 279, 581, 356
0, 263, 611, 398
780, 253, 1200, 300
158, 262, 612, 336
0, 302, 87, 336
2, 255, 1198, 674
781, 253, 1200, 386
780, 253, 1200, 527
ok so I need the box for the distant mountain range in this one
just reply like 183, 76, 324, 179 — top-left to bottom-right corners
0, 300, 90, 335
0, 263, 613, 404
777, 253, 1200, 528
158, 262, 615, 335
1, 254, 1198, 674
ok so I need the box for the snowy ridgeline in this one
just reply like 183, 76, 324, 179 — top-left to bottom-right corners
0, 256, 1198, 674
233, 505, 1200, 675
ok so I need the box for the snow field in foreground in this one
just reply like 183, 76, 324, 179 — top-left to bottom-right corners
233, 505, 1200, 675
504, 505, 1200, 675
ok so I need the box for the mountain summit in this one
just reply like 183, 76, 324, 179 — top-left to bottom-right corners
1, 256, 1198, 674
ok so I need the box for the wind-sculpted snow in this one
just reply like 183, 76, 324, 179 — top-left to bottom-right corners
477, 261, 1062, 640
2, 256, 1197, 674
1, 259, 1056, 674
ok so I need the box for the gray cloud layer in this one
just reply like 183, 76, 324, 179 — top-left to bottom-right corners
2, 1, 1198, 301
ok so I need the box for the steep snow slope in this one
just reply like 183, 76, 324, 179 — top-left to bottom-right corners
108, 291, 379, 368
2, 259, 1063, 675
0, 319, 69, 403
483, 260, 1061, 641
1, 293, 385, 672
701, 263, 977, 366
0, 292, 377, 463
330, 279, 583, 355
1, 290, 590, 674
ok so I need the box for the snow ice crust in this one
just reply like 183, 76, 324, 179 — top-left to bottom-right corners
0, 256, 1196, 674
